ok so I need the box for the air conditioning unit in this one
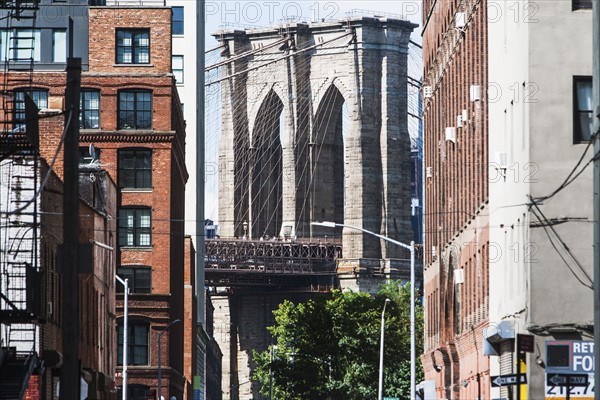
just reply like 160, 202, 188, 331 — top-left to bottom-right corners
426, 166, 433, 178
456, 115, 463, 128
455, 12, 466, 29
445, 127, 456, 143
423, 85, 433, 98
47, 301, 53, 316
462, 109, 468, 122
454, 268, 465, 284
470, 85, 481, 102
495, 151, 508, 169
431, 246, 437, 258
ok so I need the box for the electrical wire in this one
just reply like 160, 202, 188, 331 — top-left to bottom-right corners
529, 199, 593, 290
532, 130, 600, 204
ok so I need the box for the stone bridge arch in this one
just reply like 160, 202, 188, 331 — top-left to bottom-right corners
215, 16, 417, 288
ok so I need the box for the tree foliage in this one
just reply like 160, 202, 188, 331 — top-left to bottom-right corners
252, 282, 424, 399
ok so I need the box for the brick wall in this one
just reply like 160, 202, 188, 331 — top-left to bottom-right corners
88, 7, 172, 74
422, 0, 490, 396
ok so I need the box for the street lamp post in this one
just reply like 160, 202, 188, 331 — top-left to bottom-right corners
115, 276, 129, 400
311, 221, 416, 400
158, 319, 181, 400
378, 298, 391, 400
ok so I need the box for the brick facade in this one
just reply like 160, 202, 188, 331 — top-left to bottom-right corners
86, 6, 188, 400
421, 0, 490, 398
1, 4, 188, 399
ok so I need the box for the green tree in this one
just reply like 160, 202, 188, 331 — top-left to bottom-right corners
252, 282, 424, 399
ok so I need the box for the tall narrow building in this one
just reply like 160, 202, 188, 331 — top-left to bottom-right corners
0, 1, 193, 398
421, 1, 491, 398
488, 1, 593, 399
422, 0, 594, 398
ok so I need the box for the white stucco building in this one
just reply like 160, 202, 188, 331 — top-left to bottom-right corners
488, 1, 593, 398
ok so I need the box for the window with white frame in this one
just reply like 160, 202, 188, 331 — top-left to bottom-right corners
172, 55, 183, 84
52, 30, 67, 62
0, 29, 41, 62
80, 89, 100, 129
13, 89, 47, 126
116, 29, 150, 64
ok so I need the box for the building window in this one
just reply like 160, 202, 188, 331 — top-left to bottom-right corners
574, 76, 593, 143
172, 55, 183, 84
80, 89, 100, 129
13, 89, 47, 126
117, 321, 149, 366
573, 0, 592, 10
119, 207, 151, 247
79, 146, 100, 165
118, 90, 152, 130
172, 6, 184, 35
117, 385, 150, 400
118, 148, 152, 189
117, 266, 151, 294
0, 29, 41, 62
116, 29, 150, 64
52, 30, 67, 62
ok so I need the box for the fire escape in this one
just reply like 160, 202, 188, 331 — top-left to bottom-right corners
0, 1, 42, 398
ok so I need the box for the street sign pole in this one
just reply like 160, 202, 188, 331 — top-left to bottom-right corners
516, 334, 521, 400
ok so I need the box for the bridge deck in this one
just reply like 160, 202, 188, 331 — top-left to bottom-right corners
205, 238, 342, 288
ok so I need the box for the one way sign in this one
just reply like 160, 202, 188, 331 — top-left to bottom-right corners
546, 373, 589, 387
490, 373, 527, 387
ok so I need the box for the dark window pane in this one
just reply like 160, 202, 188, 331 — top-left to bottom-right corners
117, 322, 149, 366
118, 90, 152, 130
117, 266, 151, 294
573, 0, 592, 10
574, 76, 593, 143
118, 149, 152, 189
172, 7, 184, 35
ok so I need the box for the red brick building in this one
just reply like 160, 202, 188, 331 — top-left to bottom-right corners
0, 3, 189, 400
421, 0, 490, 398
84, 6, 188, 399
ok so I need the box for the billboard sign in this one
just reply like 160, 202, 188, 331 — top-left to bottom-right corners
545, 340, 594, 400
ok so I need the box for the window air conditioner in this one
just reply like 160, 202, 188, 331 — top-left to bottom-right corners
455, 12, 466, 29
423, 86, 433, 98
445, 127, 456, 143
470, 85, 481, 102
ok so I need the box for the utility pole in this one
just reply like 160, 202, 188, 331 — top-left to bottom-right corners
593, 1, 600, 399
59, 57, 81, 400
195, 0, 207, 396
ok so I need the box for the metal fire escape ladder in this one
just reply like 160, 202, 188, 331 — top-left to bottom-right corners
0, 0, 40, 378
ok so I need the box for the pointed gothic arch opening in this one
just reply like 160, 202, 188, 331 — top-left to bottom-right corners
310, 84, 346, 237
249, 90, 284, 238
